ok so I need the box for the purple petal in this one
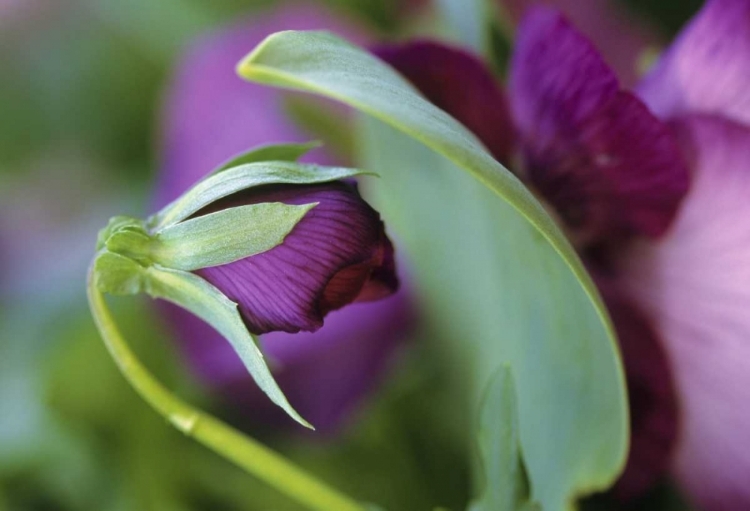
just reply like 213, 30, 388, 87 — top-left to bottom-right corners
196, 182, 398, 335
595, 273, 679, 501
374, 41, 515, 163
154, 4, 366, 208
502, 0, 659, 87
509, 8, 689, 242
161, 275, 415, 432
638, 0, 750, 126
618, 116, 750, 511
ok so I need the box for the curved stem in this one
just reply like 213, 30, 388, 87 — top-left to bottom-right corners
87, 264, 367, 511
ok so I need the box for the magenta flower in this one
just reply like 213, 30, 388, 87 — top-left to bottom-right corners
618, 116, 750, 511
155, 4, 415, 430
376, 6, 689, 501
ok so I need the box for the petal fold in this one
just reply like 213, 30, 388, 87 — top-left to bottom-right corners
619, 115, 750, 511
509, 8, 689, 243
638, 0, 750, 127
374, 41, 515, 163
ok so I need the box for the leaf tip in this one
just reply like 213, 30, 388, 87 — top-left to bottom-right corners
236, 30, 296, 78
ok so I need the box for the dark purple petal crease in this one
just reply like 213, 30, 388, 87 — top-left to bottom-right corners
195, 182, 398, 335
373, 40, 515, 163
638, 0, 750, 127
594, 273, 679, 502
509, 7, 690, 243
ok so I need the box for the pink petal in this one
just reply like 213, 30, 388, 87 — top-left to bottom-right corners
618, 116, 750, 511
638, 0, 750, 127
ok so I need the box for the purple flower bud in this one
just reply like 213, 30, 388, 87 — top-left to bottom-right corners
154, 4, 415, 430
193, 181, 398, 334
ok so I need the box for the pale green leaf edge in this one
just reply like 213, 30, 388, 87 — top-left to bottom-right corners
210, 140, 322, 176
152, 161, 373, 230
236, 30, 628, 496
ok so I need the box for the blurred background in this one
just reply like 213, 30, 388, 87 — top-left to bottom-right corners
0, 1, 702, 510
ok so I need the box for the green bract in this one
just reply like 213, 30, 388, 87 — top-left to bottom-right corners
237, 31, 628, 510
469, 367, 539, 511
91, 151, 377, 429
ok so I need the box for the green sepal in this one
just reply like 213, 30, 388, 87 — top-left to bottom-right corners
151, 161, 375, 230
142, 264, 313, 429
105, 229, 154, 265
210, 141, 322, 176
152, 202, 317, 271
93, 251, 147, 296
96, 215, 145, 251
469, 367, 539, 511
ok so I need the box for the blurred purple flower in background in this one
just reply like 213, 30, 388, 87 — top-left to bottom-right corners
637, 0, 750, 126
501, 0, 659, 86
155, 3, 416, 432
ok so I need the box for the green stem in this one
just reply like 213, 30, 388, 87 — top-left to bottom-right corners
87, 264, 367, 511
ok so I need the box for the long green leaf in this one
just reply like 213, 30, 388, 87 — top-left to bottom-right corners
360, 118, 624, 510
143, 264, 312, 429
153, 203, 316, 271
234, 30, 628, 509
152, 161, 373, 230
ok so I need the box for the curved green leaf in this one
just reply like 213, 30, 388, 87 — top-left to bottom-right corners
237, 31, 628, 510
143, 264, 313, 429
